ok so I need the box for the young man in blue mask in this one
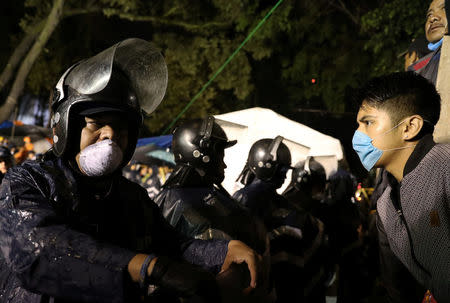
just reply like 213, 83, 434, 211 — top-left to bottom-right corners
352, 72, 449, 302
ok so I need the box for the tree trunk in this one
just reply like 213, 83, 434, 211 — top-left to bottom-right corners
435, 36, 450, 143
0, 20, 45, 92
0, 0, 65, 123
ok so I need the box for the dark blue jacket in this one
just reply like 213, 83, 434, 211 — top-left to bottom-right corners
234, 178, 328, 302
0, 155, 227, 303
155, 184, 266, 255
233, 179, 286, 229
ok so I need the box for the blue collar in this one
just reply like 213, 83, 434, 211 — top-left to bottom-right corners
428, 38, 444, 51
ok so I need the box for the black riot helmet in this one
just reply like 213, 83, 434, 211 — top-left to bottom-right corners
291, 157, 326, 192
172, 116, 236, 170
50, 38, 168, 166
0, 146, 13, 164
172, 116, 237, 168
246, 136, 291, 182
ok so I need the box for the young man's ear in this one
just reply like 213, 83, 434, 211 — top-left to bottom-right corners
402, 115, 424, 141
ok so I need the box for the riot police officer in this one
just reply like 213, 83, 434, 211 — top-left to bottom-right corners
155, 116, 267, 255
233, 136, 292, 224
0, 38, 260, 303
283, 157, 328, 217
234, 138, 328, 303
155, 117, 270, 302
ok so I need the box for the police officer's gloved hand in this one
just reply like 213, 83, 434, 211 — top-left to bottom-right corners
149, 256, 221, 302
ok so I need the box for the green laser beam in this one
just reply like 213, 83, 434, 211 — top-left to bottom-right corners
161, 0, 284, 135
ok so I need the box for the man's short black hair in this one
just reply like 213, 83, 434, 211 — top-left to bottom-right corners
355, 72, 441, 132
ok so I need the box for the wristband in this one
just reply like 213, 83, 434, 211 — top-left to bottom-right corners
148, 255, 171, 284
139, 254, 156, 289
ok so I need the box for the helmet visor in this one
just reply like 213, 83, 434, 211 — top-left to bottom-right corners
64, 38, 168, 114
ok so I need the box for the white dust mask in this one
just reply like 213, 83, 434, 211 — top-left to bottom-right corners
79, 139, 123, 177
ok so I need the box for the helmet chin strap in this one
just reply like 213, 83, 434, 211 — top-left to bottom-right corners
195, 167, 206, 177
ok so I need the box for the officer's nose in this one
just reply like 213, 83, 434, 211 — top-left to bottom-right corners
429, 14, 440, 23
99, 124, 119, 142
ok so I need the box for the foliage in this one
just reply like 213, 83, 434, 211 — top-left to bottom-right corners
361, 0, 429, 76
0, 0, 433, 134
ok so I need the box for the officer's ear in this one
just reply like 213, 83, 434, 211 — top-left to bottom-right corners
402, 115, 424, 141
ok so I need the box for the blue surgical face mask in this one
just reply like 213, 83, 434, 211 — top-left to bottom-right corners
352, 120, 416, 171
352, 131, 383, 171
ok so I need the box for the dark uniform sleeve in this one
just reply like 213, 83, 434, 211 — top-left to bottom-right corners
148, 193, 228, 274
0, 174, 136, 303
377, 214, 426, 303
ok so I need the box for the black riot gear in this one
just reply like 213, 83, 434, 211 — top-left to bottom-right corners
233, 153, 329, 303
156, 119, 270, 302
172, 116, 236, 169
290, 157, 326, 192
0, 146, 13, 182
0, 146, 12, 162
248, 136, 291, 181
50, 38, 168, 165
238, 136, 291, 185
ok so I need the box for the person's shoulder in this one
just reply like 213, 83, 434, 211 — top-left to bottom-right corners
119, 174, 144, 187
409, 51, 435, 72
416, 144, 450, 176
117, 175, 152, 196
115, 175, 165, 213
429, 143, 450, 163
433, 142, 450, 151
7, 157, 57, 182
3, 157, 62, 197
232, 185, 251, 202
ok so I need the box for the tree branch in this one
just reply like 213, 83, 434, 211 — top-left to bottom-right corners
0, 6, 102, 93
64, 7, 103, 17
102, 9, 231, 33
0, 0, 65, 123
0, 19, 45, 92
330, 0, 360, 25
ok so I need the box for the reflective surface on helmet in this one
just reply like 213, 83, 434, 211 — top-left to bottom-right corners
63, 38, 167, 115
172, 117, 234, 167
65, 43, 116, 96
247, 137, 292, 182
113, 38, 168, 114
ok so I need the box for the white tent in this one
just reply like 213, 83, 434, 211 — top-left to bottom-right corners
214, 107, 344, 194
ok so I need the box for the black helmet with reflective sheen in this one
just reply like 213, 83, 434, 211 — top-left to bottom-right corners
292, 157, 326, 191
0, 146, 12, 163
50, 38, 168, 165
172, 116, 236, 169
247, 136, 291, 182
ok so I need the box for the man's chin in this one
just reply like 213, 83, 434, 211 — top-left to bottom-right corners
427, 32, 445, 43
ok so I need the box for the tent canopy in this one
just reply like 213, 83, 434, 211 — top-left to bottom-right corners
214, 107, 344, 194
136, 135, 172, 148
